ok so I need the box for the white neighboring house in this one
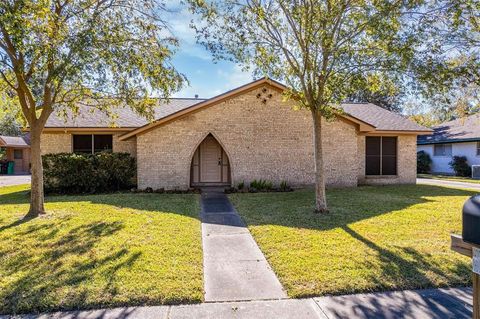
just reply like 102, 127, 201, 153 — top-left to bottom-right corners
417, 114, 480, 174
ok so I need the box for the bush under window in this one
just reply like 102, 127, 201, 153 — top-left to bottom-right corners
449, 156, 471, 177
43, 152, 136, 194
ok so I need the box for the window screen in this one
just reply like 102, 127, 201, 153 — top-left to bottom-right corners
433, 144, 452, 156
365, 136, 397, 175
366, 137, 381, 175
73, 135, 112, 154
73, 135, 93, 154
93, 135, 113, 153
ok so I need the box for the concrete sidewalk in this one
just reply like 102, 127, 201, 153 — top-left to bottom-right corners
0, 174, 30, 187
200, 188, 287, 302
417, 177, 480, 191
8, 287, 472, 319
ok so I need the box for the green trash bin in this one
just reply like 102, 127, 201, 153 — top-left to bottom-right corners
7, 161, 14, 175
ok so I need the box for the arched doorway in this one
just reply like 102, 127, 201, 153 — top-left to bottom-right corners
191, 134, 231, 187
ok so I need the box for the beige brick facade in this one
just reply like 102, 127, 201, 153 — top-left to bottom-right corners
40, 133, 136, 157
137, 87, 361, 190
39, 86, 419, 190
40, 133, 72, 155
357, 134, 417, 185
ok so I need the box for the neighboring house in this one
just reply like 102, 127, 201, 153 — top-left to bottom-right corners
0, 135, 31, 174
418, 114, 480, 174
38, 78, 431, 189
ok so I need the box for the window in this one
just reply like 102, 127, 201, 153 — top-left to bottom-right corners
366, 136, 397, 175
433, 144, 452, 157
73, 135, 112, 154
477, 142, 480, 156
13, 149, 23, 159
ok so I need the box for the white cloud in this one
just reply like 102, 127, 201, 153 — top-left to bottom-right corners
217, 64, 253, 90
163, 6, 212, 60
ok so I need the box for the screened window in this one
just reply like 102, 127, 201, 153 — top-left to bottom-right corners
366, 136, 397, 175
73, 135, 112, 154
433, 144, 452, 157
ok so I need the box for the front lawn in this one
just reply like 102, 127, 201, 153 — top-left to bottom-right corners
229, 185, 473, 298
0, 185, 203, 315
418, 173, 480, 184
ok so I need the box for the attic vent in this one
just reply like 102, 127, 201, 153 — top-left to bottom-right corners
472, 165, 480, 179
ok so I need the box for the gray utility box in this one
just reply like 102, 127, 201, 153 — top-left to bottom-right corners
472, 165, 480, 179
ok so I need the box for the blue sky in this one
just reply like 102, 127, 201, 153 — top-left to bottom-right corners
166, 7, 254, 98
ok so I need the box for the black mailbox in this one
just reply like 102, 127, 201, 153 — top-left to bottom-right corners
462, 195, 480, 245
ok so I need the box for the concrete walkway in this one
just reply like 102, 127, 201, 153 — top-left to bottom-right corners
0, 174, 31, 187
417, 177, 480, 191
9, 287, 472, 319
200, 188, 287, 302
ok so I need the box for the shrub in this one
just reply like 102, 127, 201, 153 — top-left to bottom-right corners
237, 181, 245, 190
417, 151, 432, 174
449, 156, 471, 177
250, 179, 273, 191
279, 180, 292, 192
43, 152, 136, 194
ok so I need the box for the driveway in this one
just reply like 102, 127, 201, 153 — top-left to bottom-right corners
417, 177, 480, 191
0, 174, 31, 187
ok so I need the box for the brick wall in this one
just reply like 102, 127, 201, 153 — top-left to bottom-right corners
40, 133, 72, 155
137, 86, 360, 190
357, 135, 417, 185
40, 133, 136, 157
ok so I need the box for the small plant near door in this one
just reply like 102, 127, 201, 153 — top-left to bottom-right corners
250, 179, 273, 192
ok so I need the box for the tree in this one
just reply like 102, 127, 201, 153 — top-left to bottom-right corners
189, 0, 420, 212
0, 0, 184, 218
0, 90, 22, 136
408, 0, 479, 115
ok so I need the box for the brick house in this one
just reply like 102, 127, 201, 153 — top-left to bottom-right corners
40, 78, 431, 189
0, 135, 31, 174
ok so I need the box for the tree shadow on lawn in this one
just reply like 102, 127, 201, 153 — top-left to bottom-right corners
230, 184, 474, 299
318, 226, 473, 319
0, 189, 200, 219
230, 184, 478, 232
0, 190, 200, 314
0, 219, 141, 314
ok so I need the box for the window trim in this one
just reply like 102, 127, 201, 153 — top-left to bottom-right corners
433, 143, 452, 157
72, 134, 113, 154
365, 136, 398, 176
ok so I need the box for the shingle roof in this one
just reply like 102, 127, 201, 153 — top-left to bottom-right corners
45, 98, 205, 128
341, 103, 430, 132
45, 100, 428, 133
0, 135, 30, 147
417, 113, 480, 144
43, 79, 429, 135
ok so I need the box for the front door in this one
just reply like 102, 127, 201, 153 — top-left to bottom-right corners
191, 134, 231, 186
200, 136, 222, 183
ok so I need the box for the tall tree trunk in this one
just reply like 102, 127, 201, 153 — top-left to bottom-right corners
312, 109, 328, 213
25, 126, 46, 218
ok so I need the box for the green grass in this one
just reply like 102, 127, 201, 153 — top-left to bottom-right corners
418, 173, 480, 184
229, 185, 473, 298
0, 185, 203, 315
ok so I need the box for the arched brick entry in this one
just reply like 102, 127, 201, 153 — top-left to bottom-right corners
190, 134, 231, 187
